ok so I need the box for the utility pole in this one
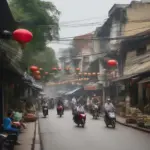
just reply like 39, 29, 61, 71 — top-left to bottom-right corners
0, 52, 4, 125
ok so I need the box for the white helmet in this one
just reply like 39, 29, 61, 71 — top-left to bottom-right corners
107, 98, 111, 101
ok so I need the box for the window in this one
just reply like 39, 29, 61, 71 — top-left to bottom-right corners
136, 45, 146, 56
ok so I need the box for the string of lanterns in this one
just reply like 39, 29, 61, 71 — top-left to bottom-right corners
29, 59, 118, 81
29, 65, 63, 80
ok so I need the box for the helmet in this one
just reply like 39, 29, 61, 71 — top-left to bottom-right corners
107, 98, 111, 102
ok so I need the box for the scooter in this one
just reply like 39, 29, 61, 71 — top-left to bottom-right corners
57, 105, 63, 117
104, 111, 116, 128
92, 105, 99, 119
43, 106, 48, 118
0, 133, 17, 150
73, 112, 86, 128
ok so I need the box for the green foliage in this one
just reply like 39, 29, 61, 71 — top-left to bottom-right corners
32, 47, 58, 72
9, 0, 60, 69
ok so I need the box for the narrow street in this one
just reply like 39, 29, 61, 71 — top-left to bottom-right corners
39, 110, 150, 150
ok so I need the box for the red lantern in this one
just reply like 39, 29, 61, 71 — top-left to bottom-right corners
34, 70, 40, 75
83, 72, 87, 76
107, 60, 118, 67
45, 72, 48, 75
88, 73, 91, 76
13, 29, 33, 44
30, 65, 38, 72
76, 68, 80, 71
52, 67, 57, 71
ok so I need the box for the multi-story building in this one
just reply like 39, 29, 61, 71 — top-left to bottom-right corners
58, 48, 74, 72
71, 32, 93, 72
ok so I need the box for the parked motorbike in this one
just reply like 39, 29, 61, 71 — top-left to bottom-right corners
0, 133, 17, 150
92, 104, 99, 119
43, 106, 48, 117
73, 112, 86, 127
57, 105, 63, 117
104, 111, 116, 128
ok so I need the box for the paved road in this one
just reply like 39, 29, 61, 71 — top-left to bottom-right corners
39, 110, 150, 150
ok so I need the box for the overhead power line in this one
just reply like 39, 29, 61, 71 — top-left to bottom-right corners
60, 17, 103, 25
53, 33, 150, 42
51, 25, 150, 42
22, 18, 150, 28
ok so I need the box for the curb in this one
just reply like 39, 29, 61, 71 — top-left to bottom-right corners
34, 120, 41, 150
37, 112, 43, 150
31, 120, 36, 150
116, 120, 150, 133
32, 112, 41, 150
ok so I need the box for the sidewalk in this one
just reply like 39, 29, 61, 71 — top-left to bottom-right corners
116, 116, 150, 133
14, 121, 40, 150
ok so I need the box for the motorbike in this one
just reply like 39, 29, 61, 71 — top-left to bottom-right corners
92, 104, 99, 119
73, 112, 86, 127
43, 106, 48, 117
0, 133, 17, 150
57, 105, 63, 117
104, 111, 116, 128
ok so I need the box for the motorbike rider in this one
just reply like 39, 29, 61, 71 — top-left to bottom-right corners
41, 99, 48, 115
104, 98, 115, 120
73, 103, 84, 122
57, 98, 64, 114
91, 95, 100, 113
71, 97, 77, 112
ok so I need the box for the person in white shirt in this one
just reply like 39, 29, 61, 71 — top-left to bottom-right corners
104, 98, 115, 119
71, 97, 77, 113
104, 98, 115, 112
72, 97, 76, 105
77, 104, 84, 113
73, 104, 84, 122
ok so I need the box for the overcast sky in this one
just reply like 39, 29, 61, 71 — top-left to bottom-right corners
48, 0, 138, 53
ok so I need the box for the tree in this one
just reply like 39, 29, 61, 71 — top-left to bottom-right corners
9, 0, 60, 68
32, 47, 58, 72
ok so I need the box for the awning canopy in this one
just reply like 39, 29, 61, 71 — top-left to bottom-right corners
138, 77, 150, 84
65, 87, 82, 96
112, 70, 150, 82
23, 72, 43, 91
112, 74, 139, 82
32, 83, 43, 90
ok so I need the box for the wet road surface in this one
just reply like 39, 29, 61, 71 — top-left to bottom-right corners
39, 110, 150, 150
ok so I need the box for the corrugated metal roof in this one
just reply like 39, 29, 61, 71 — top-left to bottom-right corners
124, 61, 150, 75
139, 77, 150, 84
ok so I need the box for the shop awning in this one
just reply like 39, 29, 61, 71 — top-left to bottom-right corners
138, 77, 150, 84
22, 73, 43, 91
65, 87, 82, 95
32, 83, 43, 90
22, 73, 33, 84
112, 73, 139, 82
39, 92, 46, 95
